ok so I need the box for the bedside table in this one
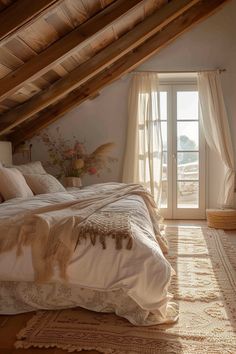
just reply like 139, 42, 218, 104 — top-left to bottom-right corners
206, 209, 236, 230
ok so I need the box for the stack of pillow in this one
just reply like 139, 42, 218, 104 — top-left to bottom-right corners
0, 161, 66, 202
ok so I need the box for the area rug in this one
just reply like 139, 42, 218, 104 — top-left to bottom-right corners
15, 226, 236, 353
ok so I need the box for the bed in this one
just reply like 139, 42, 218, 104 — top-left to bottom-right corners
0, 156, 177, 326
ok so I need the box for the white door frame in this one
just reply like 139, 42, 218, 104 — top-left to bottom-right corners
160, 82, 206, 220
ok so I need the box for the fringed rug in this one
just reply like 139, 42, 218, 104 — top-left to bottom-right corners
15, 227, 236, 353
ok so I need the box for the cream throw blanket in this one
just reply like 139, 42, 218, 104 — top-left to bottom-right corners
0, 184, 167, 281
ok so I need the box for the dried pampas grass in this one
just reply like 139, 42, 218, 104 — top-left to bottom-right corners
91, 143, 115, 157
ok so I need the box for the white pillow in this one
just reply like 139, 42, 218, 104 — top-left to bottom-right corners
24, 174, 66, 195
0, 167, 34, 200
11, 161, 47, 175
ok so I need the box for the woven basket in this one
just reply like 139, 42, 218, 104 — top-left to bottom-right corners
206, 209, 236, 230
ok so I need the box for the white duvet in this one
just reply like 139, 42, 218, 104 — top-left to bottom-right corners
0, 183, 177, 325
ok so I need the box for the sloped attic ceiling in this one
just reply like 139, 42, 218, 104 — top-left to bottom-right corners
0, 0, 230, 147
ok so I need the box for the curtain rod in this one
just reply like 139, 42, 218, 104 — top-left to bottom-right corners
132, 69, 226, 74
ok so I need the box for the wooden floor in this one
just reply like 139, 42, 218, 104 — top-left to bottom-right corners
0, 312, 100, 354
1, 220, 235, 354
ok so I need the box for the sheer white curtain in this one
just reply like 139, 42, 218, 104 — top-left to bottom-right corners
122, 73, 163, 205
197, 71, 235, 208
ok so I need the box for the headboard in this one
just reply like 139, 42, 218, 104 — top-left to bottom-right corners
0, 141, 12, 165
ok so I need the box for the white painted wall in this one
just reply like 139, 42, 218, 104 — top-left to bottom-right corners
30, 0, 236, 208
30, 78, 130, 186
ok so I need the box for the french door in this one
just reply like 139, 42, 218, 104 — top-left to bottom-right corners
160, 83, 206, 219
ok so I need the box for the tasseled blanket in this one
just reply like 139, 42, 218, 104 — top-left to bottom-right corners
0, 183, 168, 282
77, 211, 133, 250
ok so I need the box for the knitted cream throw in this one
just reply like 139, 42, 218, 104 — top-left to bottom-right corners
77, 211, 133, 250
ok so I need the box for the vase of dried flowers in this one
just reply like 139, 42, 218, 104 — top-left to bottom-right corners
39, 127, 117, 186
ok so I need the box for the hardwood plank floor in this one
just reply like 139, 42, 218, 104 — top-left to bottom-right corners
2, 219, 235, 353
0, 312, 101, 354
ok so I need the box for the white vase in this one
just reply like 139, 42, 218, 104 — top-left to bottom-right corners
64, 177, 82, 188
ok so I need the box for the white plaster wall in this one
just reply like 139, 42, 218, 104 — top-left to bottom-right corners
30, 77, 130, 186
30, 0, 236, 208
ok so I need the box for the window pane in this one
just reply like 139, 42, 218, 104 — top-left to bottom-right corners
177, 91, 198, 120
138, 128, 144, 155
161, 180, 167, 208
177, 181, 199, 208
161, 121, 167, 151
177, 152, 199, 180
162, 151, 167, 180
177, 122, 199, 151
160, 91, 167, 120
138, 158, 144, 182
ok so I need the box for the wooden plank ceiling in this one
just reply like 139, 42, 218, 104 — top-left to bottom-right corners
0, 0, 230, 146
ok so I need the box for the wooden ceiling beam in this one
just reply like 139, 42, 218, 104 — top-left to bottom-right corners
7, 0, 230, 146
0, 0, 201, 135
0, 0, 143, 101
0, 0, 63, 45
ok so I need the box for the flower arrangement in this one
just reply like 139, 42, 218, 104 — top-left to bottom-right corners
39, 128, 117, 180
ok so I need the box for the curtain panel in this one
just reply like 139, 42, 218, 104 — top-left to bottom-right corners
122, 73, 163, 205
197, 71, 235, 208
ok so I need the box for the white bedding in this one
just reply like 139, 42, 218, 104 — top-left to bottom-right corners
0, 183, 177, 325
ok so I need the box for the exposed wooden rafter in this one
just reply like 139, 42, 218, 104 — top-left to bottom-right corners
8, 0, 230, 146
0, 0, 63, 45
0, 0, 143, 101
0, 0, 201, 136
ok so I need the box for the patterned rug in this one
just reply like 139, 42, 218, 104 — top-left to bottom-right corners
15, 226, 236, 353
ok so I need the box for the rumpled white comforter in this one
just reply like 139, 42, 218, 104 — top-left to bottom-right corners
0, 183, 177, 325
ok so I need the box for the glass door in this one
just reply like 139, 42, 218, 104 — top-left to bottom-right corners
160, 83, 206, 219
